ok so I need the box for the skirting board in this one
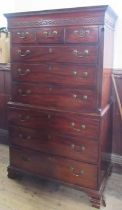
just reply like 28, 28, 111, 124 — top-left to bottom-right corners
0, 129, 8, 145
111, 153, 122, 165
111, 153, 122, 173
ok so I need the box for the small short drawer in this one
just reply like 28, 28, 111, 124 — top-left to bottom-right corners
11, 29, 36, 43
10, 126, 99, 164
65, 26, 98, 43
36, 27, 64, 43
11, 63, 96, 87
10, 147, 98, 189
11, 83, 97, 112
12, 45, 98, 64
8, 107, 100, 139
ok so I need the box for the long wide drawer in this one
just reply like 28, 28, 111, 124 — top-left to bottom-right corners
11, 63, 96, 87
10, 126, 98, 164
10, 147, 98, 189
12, 83, 97, 112
12, 45, 98, 64
8, 107, 100, 139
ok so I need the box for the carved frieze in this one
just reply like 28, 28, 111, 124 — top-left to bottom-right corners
9, 16, 104, 28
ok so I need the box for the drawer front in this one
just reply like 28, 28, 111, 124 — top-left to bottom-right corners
10, 147, 97, 189
10, 126, 98, 164
11, 27, 64, 44
10, 26, 98, 44
8, 108, 100, 139
12, 63, 96, 87
12, 83, 97, 112
36, 27, 64, 43
11, 29, 36, 43
65, 26, 98, 43
12, 45, 98, 64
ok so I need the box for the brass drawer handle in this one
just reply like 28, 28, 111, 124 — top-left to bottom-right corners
21, 156, 31, 162
17, 68, 31, 76
71, 122, 75, 127
72, 71, 77, 76
73, 94, 88, 100
81, 124, 86, 129
72, 71, 88, 78
17, 49, 31, 57
71, 144, 86, 152
18, 133, 31, 140
69, 166, 84, 176
73, 49, 89, 57
73, 29, 90, 38
71, 122, 81, 131
18, 114, 30, 122
82, 71, 88, 78
73, 94, 77, 99
43, 30, 58, 38
17, 31, 29, 39
82, 95, 88, 100
71, 122, 86, 131
18, 89, 31, 96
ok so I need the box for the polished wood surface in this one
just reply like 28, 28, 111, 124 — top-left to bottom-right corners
11, 63, 97, 87
65, 26, 98, 43
11, 83, 97, 112
5, 5, 117, 209
8, 106, 100, 139
12, 45, 98, 64
10, 146, 97, 189
9, 126, 98, 164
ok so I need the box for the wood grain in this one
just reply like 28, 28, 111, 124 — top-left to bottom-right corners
12, 45, 98, 64
5, 5, 117, 209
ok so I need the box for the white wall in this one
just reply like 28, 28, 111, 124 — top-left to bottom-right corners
11, 0, 122, 14
1, 0, 122, 69
0, 0, 15, 27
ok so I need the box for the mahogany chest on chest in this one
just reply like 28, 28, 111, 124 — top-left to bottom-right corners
5, 5, 117, 208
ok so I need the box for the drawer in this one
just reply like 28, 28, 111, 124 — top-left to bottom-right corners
12, 63, 96, 87
11, 29, 36, 43
36, 27, 64, 43
11, 27, 64, 44
12, 83, 97, 112
12, 45, 98, 64
8, 108, 100, 139
10, 147, 98, 189
10, 126, 98, 164
65, 26, 98, 43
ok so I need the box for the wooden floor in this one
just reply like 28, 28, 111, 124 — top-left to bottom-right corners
0, 144, 122, 210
